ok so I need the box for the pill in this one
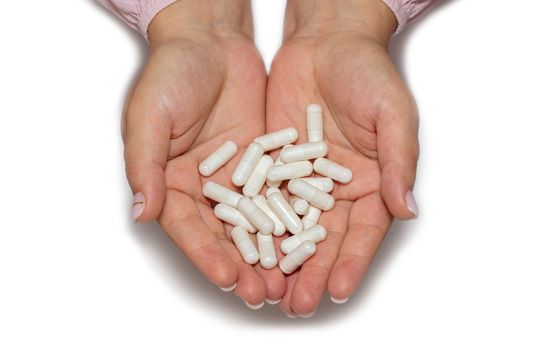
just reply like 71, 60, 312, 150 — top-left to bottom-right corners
232, 142, 264, 186
279, 142, 328, 163
265, 186, 281, 197
237, 197, 275, 235
252, 195, 286, 236
266, 145, 291, 188
253, 127, 298, 151
281, 225, 327, 254
313, 158, 353, 184
231, 226, 259, 265
301, 177, 334, 192
306, 104, 323, 143
243, 155, 274, 197
290, 195, 309, 215
266, 161, 313, 182
279, 240, 316, 274
302, 206, 322, 229
203, 181, 242, 208
214, 203, 256, 233
267, 192, 303, 234
288, 179, 335, 211
198, 141, 238, 176
257, 232, 277, 269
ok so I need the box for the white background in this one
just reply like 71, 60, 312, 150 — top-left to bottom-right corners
1, 0, 538, 348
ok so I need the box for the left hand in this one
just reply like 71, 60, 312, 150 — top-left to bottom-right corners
266, 0, 420, 317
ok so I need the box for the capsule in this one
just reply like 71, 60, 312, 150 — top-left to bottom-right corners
280, 225, 327, 254
257, 232, 277, 269
253, 127, 298, 151
214, 203, 256, 233
265, 186, 281, 197
266, 161, 313, 183
203, 181, 242, 208
279, 240, 316, 274
288, 179, 335, 211
231, 143, 264, 186
243, 155, 274, 197
252, 195, 286, 236
290, 195, 309, 215
267, 192, 303, 234
313, 158, 353, 184
237, 197, 275, 235
306, 104, 324, 143
231, 226, 259, 265
266, 145, 291, 188
198, 141, 238, 176
301, 177, 334, 192
302, 206, 322, 229
279, 142, 328, 163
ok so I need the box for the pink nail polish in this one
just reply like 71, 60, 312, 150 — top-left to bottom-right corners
132, 192, 145, 221
405, 191, 418, 217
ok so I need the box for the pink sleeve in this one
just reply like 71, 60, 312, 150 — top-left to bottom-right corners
382, 0, 438, 34
96, 0, 177, 41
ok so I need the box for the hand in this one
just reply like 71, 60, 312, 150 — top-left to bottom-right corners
267, 0, 419, 316
123, 1, 285, 306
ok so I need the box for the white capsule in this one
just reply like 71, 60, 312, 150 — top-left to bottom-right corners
313, 158, 353, 184
302, 206, 322, 229
306, 104, 324, 143
281, 225, 327, 254
280, 142, 328, 163
214, 204, 256, 233
265, 186, 281, 197
288, 179, 335, 211
252, 195, 286, 236
198, 141, 238, 176
266, 145, 292, 188
231, 226, 259, 265
266, 161, 313, 183
253, 127, 298, 151
266, 192, 303, 234
301, 177, 334, 192
243, 155, 273, 197
279, 240, 316, 274
231, 143, 264, 186
257, 232, 277, 269
290, 195, 309, 215
237, 197, 275, 235
203, 181, 242, 208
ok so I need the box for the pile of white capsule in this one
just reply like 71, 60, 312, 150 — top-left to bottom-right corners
199, 104, 352, 274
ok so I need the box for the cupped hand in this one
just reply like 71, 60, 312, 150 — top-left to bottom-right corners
122, 1, 286, 307
266, 0, 420, 316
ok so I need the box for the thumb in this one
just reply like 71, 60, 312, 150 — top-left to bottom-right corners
377, 103, 420, 220
123, 101, 170, 223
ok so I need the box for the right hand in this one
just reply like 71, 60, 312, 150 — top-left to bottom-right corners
122, 1, 286, 307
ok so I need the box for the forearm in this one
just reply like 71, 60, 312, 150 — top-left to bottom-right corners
148, 0, 254, 45
284, 0, 396, 46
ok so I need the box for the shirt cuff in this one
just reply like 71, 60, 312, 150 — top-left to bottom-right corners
382, 0, 437, 34
138, 0, 178, 40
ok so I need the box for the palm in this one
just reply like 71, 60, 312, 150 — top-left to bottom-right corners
132, 37, 286, 304
266, 34, 411, 315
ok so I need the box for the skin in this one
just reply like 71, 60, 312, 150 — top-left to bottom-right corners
267, 0, 419, 316
122, 0, 419, 315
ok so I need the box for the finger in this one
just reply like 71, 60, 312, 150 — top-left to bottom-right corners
328, 192, 392, 302
279, 272, 300, 318
377, 100, 420, 219
123, 94, 170, 222
289, 201, 351, 316
159, 190, 239, 290
254, 235, 288, 304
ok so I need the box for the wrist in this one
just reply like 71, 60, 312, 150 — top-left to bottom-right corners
283, 0, 396, 46
148, 0, 254, 46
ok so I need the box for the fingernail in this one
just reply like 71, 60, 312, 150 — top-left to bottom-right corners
330, 296, 349, 304
131, 192, 145, 221
405, 191, 418, 217
285, 313, 298, 318
219, 282, 237, 292
265, 298, 281, 305
299, 310, 317, 318
243, 300, 264, 310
